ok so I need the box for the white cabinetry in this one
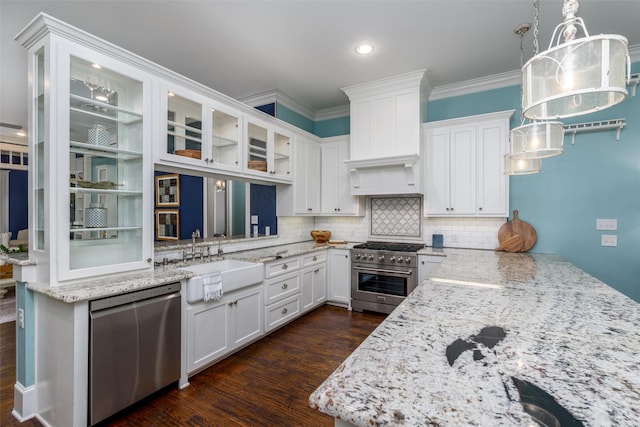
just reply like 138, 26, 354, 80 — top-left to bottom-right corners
245, 117, 292, 183
327, 248, 351, 307
277, 135, 320, 215
320, 137, 364, 215
186, 284, 263, 374
301, 252, 327, 312
159, 84, 243, 174
342, 70, 427, 160
21, 20, 154, 282
417, 254, 445, 284
263, 251, 327, 331
423, 110, 514, 217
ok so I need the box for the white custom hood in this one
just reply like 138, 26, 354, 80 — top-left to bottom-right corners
341, 69, 431, 195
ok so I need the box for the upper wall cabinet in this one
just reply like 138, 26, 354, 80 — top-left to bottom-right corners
18, 16, 154, 283
320, 137, 364, 216
158, 84, 243, 175
245, 117, 292, 183
277, 135, 320, 216
423, 110, 514, 217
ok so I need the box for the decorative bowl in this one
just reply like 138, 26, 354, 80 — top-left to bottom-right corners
310, 230, 331, 243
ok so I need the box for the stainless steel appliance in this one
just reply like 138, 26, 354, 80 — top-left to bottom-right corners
351, 242, 424, 314
89, 282, 181, 425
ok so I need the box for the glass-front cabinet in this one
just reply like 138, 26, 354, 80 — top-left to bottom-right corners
245, 117, 292, 182
161, 85, 242, 173
27, 31, 153, 282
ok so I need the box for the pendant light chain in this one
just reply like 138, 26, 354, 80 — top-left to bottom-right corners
533, 0, 539, 55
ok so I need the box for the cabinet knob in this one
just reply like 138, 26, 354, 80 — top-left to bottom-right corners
314, 269, 319, 273
281, 307, 288, 315
479, 207, 483, 211
312, 256, 317, 261
146, 258, 152, 263
282, 263, 288, 270
282, 283, 288, 289
204, 158, 209, 162
228, 302, 234, 306
307, 208, 312, 211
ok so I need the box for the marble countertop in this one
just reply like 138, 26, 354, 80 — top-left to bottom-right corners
26, 240, 356, 303
310, 249, 640, 426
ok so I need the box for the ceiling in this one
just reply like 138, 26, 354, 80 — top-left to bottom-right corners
1, 0, 639, 140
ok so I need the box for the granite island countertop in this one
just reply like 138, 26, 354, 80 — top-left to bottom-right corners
310, 249, 640, 426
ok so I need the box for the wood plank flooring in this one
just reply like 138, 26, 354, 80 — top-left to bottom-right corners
1, 305, 385, 427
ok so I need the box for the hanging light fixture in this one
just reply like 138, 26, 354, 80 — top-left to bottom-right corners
504, 154, 542, 175
507, 16, 564, 169
522, 0, 630, 119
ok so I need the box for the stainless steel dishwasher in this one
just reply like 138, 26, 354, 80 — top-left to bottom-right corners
89, 282, 181, 426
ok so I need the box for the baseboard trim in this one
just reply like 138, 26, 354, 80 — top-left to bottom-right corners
12, 382, 36, 422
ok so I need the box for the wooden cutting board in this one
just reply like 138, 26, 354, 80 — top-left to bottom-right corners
497, 210, 537, 252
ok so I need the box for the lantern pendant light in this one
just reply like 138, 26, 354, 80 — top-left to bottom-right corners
504, 154, 542, 175
521, 0, 630, 120
507, 15, 563, 171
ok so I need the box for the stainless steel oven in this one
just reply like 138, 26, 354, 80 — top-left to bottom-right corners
351, 242, 423, 314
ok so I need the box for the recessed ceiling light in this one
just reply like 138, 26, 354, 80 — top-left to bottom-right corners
16, 130, 27, 137
91, 63, 102, 69
355, 44, 374, 55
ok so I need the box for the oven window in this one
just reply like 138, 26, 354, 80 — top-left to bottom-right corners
358, 272, 407, 297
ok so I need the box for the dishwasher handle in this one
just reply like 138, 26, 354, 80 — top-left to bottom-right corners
90, 282, 181, 312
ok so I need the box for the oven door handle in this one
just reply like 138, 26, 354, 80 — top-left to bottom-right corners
353, 266, 413, 276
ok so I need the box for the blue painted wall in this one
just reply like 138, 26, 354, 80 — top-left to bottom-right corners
428, 64, 640, 302
314, 116, 350, 138
276, 103, 315, 134
8, 170, 28, 238
250, 183, 277, 236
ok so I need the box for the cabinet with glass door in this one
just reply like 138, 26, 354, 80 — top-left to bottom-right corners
245, 117, 292, 183
161, 86, 242, 174
26, 32, 153, 282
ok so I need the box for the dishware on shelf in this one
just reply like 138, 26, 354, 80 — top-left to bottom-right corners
88, 124, 110, 146
85, 203, 107, 228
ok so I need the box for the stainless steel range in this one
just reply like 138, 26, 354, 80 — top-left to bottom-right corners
351, 241, 425, 314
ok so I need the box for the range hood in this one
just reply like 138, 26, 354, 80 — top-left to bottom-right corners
342, 69, 431, 195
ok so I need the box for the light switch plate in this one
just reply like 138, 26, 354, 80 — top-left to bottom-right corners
251, 215, 259, 225
596, 218, 617, 230
601, 235, 618, 247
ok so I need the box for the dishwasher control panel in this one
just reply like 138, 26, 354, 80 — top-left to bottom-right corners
90, 282, 181, 312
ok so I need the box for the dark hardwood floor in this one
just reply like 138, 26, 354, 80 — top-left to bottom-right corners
1, 305, 385, 427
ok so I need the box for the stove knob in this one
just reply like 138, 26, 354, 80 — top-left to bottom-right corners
397, 257, 403, 264
389, 256, 396, 263
354, 254, 360, 260
368, 255, 374, 261
379, 255, 385, 263
405, 257, 411, 264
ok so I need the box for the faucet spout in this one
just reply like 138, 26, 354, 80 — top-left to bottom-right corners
217, 234, 226, 258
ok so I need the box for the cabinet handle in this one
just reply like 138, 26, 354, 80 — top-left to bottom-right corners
228, 302, 233, 306
282, 263, 288, 270
282, 283, 288, 289
314, 269, 319, 273
281, 308, 288, 315
234, 300, 238, 305
204, 158, 209, 162
307, 208, 312, 211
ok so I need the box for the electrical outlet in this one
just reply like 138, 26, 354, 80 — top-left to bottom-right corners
18, 308, 24, 329
601, 235, 618, 247
251, 215, 259, 225
596, 218, 617, 231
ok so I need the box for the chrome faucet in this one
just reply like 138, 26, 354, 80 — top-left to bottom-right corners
217, 234, 226, 258
191, 229, 201, 259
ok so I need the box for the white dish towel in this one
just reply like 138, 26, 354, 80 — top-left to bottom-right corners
203, 272, 223, 302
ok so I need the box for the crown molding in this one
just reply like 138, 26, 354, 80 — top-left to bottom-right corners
239, 45, 640, 121
314, 105, 350, 121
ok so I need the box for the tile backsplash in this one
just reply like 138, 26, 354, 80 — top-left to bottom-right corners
309, 197, 506, 250
370, 196, 422, 238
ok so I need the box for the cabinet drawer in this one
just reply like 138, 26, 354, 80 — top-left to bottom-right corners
302, 251, 326, 266
265, 256, 301, 278
265, 294, 300, 332
264, 271, 300, 306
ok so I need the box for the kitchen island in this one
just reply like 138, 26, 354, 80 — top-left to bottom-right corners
310, 249, 640, 426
